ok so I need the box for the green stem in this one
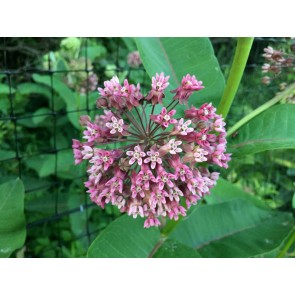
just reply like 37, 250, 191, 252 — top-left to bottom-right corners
217, 37, 254, 119
277, 227, 295, 258
161, 217, 184, 237
226, 82, 295, 137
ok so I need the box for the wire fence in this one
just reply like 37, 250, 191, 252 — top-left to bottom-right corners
0, 37, 290, 257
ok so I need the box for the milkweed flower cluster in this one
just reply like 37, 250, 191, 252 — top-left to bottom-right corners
72, 73, 231, 228
261, 46, 295, 86
127, 51, 142, 68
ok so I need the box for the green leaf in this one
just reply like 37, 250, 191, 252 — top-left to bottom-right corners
80, 45, 107, 61
0, 95, 9, 114
32, 107, 52, 125
135, 38, 225, 107
87, 214, 202, 258
0, 150, 15, 161
17, 82, 51, 99
171, 199, 294, 258
0, 83, 15, 94
153, 239, 202, 258
0, 179, 26, 258
122, 37, 137, 52
32, 74, 96, 129
206, 178, 267, 209
88, 214, 160, 258
22, 177, 51, 193
25, 150, 86, 179
32, 74, 75, 107
67, 194, 92, 237
229, 104, 295, 157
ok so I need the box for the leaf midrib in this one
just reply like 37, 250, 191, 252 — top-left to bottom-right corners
0, 180, 17, 211
156, 38, 179, 85
230, 137, 294, 149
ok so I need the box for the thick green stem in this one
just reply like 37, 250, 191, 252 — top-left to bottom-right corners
217, 37, 254, 119
277, 227, 295, 258
226, 83, 295, 137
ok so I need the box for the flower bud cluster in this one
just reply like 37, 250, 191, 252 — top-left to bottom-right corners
261, 46, 294, 86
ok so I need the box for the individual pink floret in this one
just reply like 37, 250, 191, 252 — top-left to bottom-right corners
171, 74, 204, 105
173, 118, 194, 135
144, 145, 162, 169
105, 116, 125, 135
150, 107, 177, 129
146, 72, 170, 105
126, 145, 146, 166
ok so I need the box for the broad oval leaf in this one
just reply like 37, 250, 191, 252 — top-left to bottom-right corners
32, 107, 52, 125
135, 37, 225, 107
0, 83, 15, 94
171, 199, 294, 258
88, 215, 201, 258
206, 178, 268, 209
32, 74, 76, 107
153, 239, 202, 258
17, 82, 51, 99
32, 74, 96, 129
229, 104, 295, 157
87, 214, 160, 258
25, 150, 85, 179
33, 74, 87, 129
0, 179, 26, 258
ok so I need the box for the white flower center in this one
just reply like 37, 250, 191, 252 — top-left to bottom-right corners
201, 134, 207, 140
151, 156, 156, 162
162, 176, 168, 182
164, 114, 170, 121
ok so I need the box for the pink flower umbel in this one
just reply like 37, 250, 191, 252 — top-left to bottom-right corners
127, 51, 142, 68
73, 73, 231, 228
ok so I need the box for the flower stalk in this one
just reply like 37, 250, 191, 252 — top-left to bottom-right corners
217, 37, 254, 119
226, 82, 295, 137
